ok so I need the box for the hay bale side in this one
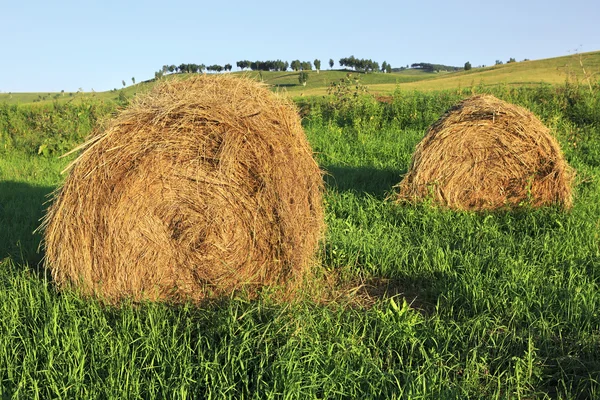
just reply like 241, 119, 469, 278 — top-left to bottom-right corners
396, 94, 574, 211
42, 75, 324, 303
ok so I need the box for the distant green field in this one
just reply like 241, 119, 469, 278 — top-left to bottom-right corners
0, 70, 424, 105
0, 81, 154, 106
3, 51, 598, 105
383, 51, 600, 92
251, 69, 432, 95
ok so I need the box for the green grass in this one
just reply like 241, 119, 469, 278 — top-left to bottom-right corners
0, 152, 67, 266
1, 86, 600, 398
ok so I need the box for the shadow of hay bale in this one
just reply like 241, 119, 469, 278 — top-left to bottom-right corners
396, 94, 575, 211
323, 165, 406, 199
0, 181, 54, 267
41, 75, 325, 303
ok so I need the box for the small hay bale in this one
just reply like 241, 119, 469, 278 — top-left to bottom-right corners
396, 94, 574, 211
42, 75, 324, 303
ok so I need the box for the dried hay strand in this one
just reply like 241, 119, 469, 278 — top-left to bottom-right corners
396, 94, 574, 211
42, 74, 324, 303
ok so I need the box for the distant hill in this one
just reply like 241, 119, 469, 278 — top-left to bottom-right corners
1, 51, 598, 104
375, 50, 600, 92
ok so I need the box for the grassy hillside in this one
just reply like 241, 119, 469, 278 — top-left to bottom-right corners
377, 51, 600, 92
0, 70, 425, 105
253, 69, 432, 96
2, 51, 598, 104
0, 81, 154, 106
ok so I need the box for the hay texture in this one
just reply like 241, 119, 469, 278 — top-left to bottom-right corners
42, 75, 324, 303
396, 94, 574, 210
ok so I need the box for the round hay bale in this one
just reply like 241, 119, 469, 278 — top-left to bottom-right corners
396, 94, 574, 211
42, 75, 324, 303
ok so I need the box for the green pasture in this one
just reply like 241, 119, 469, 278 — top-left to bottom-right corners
1, 83, 599, 398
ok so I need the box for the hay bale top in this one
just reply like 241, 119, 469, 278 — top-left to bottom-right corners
43, 74, 324, 303
396, 94, 574, 211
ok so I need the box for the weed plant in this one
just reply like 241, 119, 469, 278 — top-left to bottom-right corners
0, 100, 115, 156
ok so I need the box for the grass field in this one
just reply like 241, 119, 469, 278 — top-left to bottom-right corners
1, 83, 600, 398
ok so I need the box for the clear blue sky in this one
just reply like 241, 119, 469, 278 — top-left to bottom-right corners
2, 0, 598, 93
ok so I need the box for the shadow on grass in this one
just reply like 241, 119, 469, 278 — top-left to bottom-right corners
357, 275, 440, 315
322, 164, 406, 199
272, 83, 301, 88
0, 181, 54, 268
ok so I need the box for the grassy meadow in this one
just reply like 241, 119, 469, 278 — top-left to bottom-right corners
1, 77, 600, 398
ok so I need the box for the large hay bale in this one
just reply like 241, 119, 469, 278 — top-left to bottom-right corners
396, 94, 574, 210
42, 75, 324, 302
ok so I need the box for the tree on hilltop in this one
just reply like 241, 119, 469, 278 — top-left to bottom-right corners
464, 61, 472, 71
314, 59, 321, 73
339, 56, 379, 73
329, 58, 334, 69
298, 71, 309, 86
236, 60, 251, 70
301, 61, 312, 71
207, 64, 224, 73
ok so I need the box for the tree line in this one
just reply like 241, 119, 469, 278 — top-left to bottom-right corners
155, 63, 234, 78
236, 60, 289, 71
154, 56, 396, 78
410, 63, 460, 72
339, 56, 392, 73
